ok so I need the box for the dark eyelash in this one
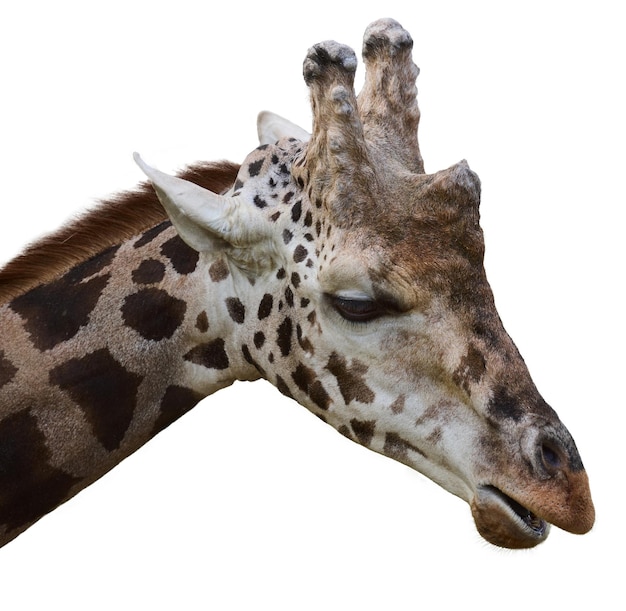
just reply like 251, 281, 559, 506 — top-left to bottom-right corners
328, 295, 384, 323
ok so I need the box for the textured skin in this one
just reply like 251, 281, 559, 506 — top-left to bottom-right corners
0, 19, 593, 549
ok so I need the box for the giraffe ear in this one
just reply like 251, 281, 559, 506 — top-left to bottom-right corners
134, 154, 276, 268
257, 111, 311, 145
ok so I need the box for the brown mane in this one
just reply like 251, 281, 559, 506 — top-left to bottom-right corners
0, 160, 240, 303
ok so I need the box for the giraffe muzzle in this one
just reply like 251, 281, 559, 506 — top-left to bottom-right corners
470, 425, 595, 548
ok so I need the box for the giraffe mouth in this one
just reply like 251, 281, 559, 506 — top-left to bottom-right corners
471, 486, 549, 549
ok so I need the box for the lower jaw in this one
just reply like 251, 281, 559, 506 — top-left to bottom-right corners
471, 486, 550, 549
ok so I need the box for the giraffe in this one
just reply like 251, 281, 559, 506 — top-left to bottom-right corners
0, 18, 594, 550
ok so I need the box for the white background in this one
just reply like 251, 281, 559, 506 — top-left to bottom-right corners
1, 1, 623, 609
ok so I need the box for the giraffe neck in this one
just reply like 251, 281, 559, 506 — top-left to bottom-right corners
0, 217, 256, 545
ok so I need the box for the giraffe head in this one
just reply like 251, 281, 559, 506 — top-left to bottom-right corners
136, 19, 594, 548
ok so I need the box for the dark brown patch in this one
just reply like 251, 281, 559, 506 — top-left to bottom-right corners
452, 345, 486, 394
284, 286, 294, 307
70, 245, 120, 281
291, 200, 302, 222
121, 288, 187, 341
50, 348, 143, 451
241, 344, 266, 377
383, 432, 427, 462
350, 419, 376, 446
132, 259, 166, 285
389, 395, 406, 414
254, 332, 266, 349
134, 220, 172, 249
291, 272, 301, 288
253, 195, 268, 209
0, 351, 18, 390
275, 375, 293, 398
10, 260, 111, 351
296, 324, 314, 354
248, 159, 264, 177
293, 244, 308, 263
152, 385, 204, 435
184, 339, 230, 370
291, 363, 331, 410
277, 317, 293, 357
338, 425, 353, 440
160, 235, 199, 275
209, 259, 230, 282
489, 386, 525, 422
0, 410, 80, 532
225, 297, 245, 324
258, 294, 273, 320
325, 352, 375, 405
0, 161, 239, 303
196, 311, 209, 333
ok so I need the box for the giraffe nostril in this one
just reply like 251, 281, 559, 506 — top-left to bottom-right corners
540, 441, 563, 473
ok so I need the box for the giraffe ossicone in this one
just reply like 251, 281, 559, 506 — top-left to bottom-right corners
0, 18, 594, 549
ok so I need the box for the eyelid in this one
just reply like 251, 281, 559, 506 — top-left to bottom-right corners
333, 289, 373, 300
326, 293, 384, 323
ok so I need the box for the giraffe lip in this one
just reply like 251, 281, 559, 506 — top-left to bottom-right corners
481, 486, 548, 537
471, 485, 550, 548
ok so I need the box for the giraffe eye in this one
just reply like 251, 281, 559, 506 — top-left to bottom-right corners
328, 295, 384, 323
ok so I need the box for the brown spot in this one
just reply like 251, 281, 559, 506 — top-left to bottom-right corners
0, 410, 80, 532
277, 317, 293, 357
389, 395, 405, 414
71, 245, 120, 281
161, 235, 199, 275
225, 297, 245, 324
254, 195, 268, 209
291, 200, 302, 223
350, 419, 376, 446
209, 259, 230, 282
131, 259, 166, 285
10, 261, 111, 351
248, 158, 264, 177
338, 425, 353, 440
275, 375, 293, 398
296, 324, 314, 354
0, 351, 18, 390
50, 348, 143, 451
284, 286, 294, 307
152, 385, 204, 435
489, 386, 525, 422
134, 221, 171, 249
196, 311, 209, 332
254, 332, 266, 349
383, 432, 427, 462
184, 339, 230, 370
121, 288, 187, 341
258, 294, 273, 320
291, 363, 331, 410
241, 344, 266, 377
325, 352, 375, 405
293, 244, 308, 263
452, 345, 486, 394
